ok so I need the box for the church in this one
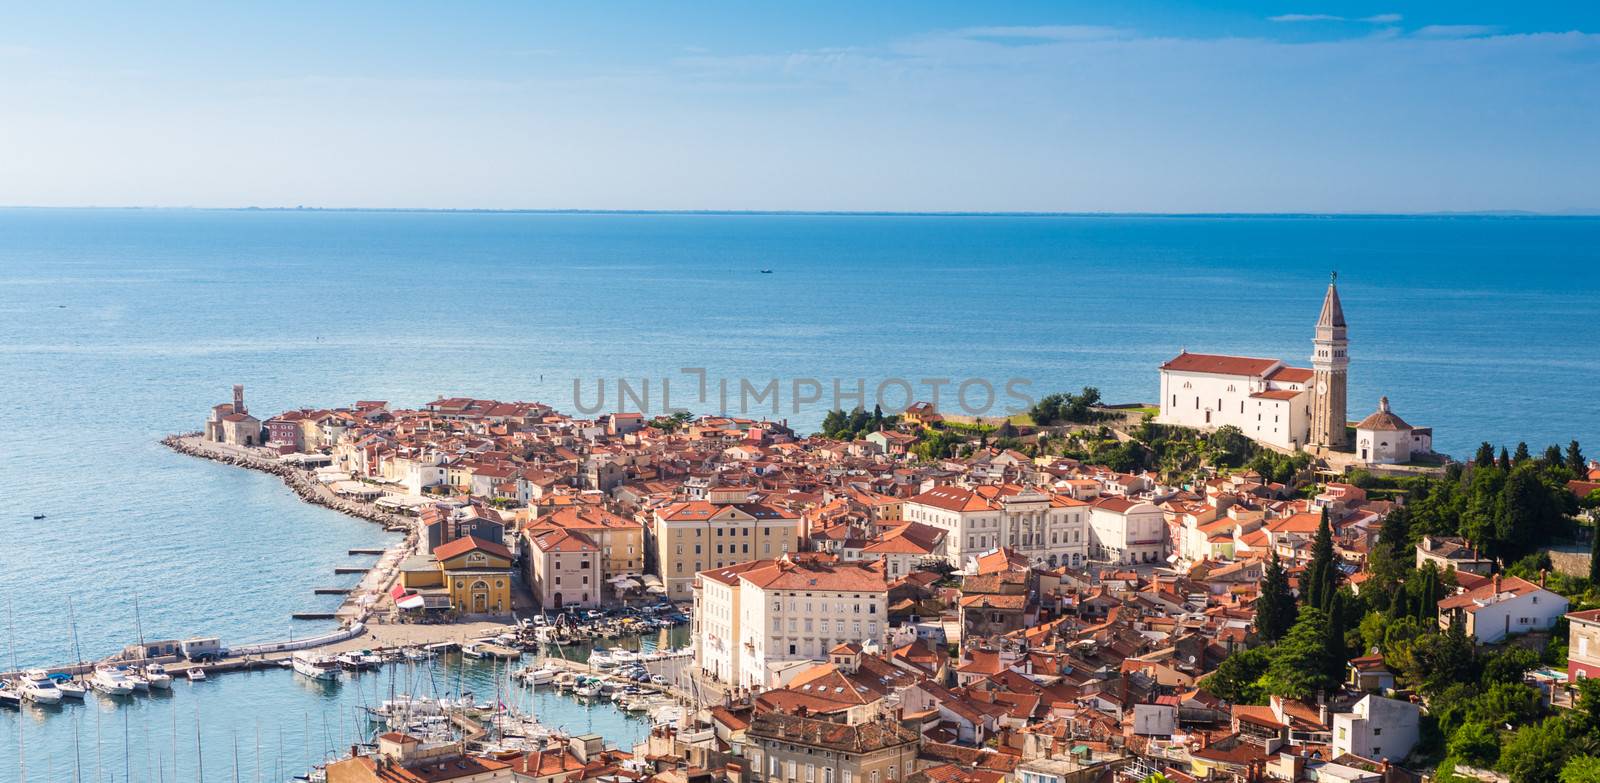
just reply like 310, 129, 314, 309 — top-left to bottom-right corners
1156, 277, 1429, 463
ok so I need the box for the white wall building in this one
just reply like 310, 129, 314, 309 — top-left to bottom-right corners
730, 558, 889, 690
903, 485, 1088, 570
1332, 694, 1420, 763
1157, 353, 1313, 450
1087, 496, 1167, 564
1438, 575, 1569, 644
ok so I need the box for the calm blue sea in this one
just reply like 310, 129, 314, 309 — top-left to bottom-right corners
1, 209, 1597, 775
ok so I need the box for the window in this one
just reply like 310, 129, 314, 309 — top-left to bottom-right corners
772, 757, 781, 777
807, 764, 815, 783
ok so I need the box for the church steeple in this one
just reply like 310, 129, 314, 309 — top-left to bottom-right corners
1309, 273, 1349, 450
1317, 272, 1346, 329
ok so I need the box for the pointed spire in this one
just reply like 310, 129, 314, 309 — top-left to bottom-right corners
1318, 274, 1346, 328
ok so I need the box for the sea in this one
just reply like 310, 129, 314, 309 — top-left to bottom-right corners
1, 208, 1597, 776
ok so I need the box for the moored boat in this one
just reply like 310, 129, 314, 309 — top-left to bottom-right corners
19, 669, 63, 704
51, 673, 87, 700
143, 663, 174, 689
292, 652, 339, 681
90, 666, 136, 696
187, 667, 207, 682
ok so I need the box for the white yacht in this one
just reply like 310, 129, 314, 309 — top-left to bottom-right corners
90, 666, 136, 696
19, 670, 63, 704
143, 663, 174, 689
516, 665, 557, 685
125, 670, 151, 691
187, 667, 207, 682
0, 682, 20, 707
292, 653, 340, 681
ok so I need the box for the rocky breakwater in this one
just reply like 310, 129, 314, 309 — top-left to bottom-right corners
162, 433, 410, 530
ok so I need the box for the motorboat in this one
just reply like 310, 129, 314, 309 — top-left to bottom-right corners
125, 670, 151, 691
292, 653, 340, 681
0, 683, 20, 707
19, 670, 63, 704
90, 666, 136, 696
336, 651, 377, 671
51, 673, 87, 700
187, 667, 207, 682
143, 663, 174, 689
516, 666, 557, 686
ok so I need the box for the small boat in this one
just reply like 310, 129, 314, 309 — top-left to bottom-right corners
90, 666, 136, 696
125, 670, 151, 691
516, 666, 557, 686
759, 269, 773, 274
50, 673, 87, 700
0, 684, 20, 708
186, 667, 207, 682
31, 514, 46, 520
292, 653, 339, 681
143, 663, 174, 689
19, 670, 63, 704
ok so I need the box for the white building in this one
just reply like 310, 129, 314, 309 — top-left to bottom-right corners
1087, 496, 1167, 565
698, 557, 889, 691
1332, 694, 1420, 763
1438, 575, 1569, 644
1157, 352, 1313, 450
1354, 397, 1432, 465
903, 485, 1088, 570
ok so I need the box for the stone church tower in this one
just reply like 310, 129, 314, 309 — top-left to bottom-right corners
1309, 274, 1349, 449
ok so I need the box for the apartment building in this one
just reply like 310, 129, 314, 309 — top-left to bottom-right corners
902, 485, 1088, 570
653, 490, 802, 600
745, 713, 919, 783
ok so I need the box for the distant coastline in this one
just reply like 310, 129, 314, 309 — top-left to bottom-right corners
2, 205, 1597, 218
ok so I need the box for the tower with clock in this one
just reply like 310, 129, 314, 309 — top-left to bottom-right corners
1309, 272, 1349, 449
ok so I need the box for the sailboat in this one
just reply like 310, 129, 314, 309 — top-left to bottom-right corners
58, 597, 89, 699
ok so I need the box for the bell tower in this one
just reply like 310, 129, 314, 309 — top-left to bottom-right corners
1309, 273, 1348, 449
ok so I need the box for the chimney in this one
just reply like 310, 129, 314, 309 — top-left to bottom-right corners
233, 384, 246, 415
1493, 574, 1502, 595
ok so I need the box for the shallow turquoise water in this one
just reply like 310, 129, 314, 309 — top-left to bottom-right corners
0, 209, 1597, 775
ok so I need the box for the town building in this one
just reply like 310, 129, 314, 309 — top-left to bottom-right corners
653, 492, 802, 600
1414, 535, 1493, 576
1331, 694, 1421, 763
903, 485, 1087, 570
1156, 278, 1348, 451
1354, 397, 1432, 465
1086, 496, 1167, 565
1565, 608, 1600, 680
745, 713, 919, 783
523, 527, 603, 610
204, 384, 262, 447
1437, 574, 1569, 644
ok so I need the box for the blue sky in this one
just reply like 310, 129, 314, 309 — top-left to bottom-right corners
1, 2, 1597, 212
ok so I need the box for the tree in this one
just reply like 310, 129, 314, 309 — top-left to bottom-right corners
1546, 444, 1568, 467
1499, 446, 1513, 472
1255, 550, 1297, 643
1449, 721, 1501, 767
1560, 756, 1600, 783
1514, 442, 1532, 464
1369, 505, 1414, 592
1304, 506, 1339, 612
1205, 646, 1271, 705
1499, 716, 1569, 783
1260, 607, 1338, 699
1476, 442, 1497, 467
1409, 615, 1479, 696
1571, 441, 1589, 476
1590, 518, 1600, 584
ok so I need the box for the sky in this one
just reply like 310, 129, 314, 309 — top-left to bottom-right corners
1, 2, 1597, 213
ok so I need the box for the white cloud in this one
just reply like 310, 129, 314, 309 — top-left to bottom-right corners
1415, 24, 1501, 38
1269, 14, 1346, 23
954, 25, 1125, 44
1363, 14, 1404, 23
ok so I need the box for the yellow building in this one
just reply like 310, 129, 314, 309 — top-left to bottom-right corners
530, 505, 645, 577
433, 536, 514, 614
653, 495, 801, 600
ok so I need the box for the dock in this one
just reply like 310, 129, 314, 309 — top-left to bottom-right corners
292, 612, 339, 620
348, 548, 386, 555
314, 587, 350, 595
333, 566, 367, 574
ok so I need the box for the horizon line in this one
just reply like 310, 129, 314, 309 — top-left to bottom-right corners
2, 205, 1598, 219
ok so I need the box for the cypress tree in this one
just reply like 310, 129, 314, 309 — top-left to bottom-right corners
1590, 521, 1600, 584
1498, 447, 1513, 472
1325, 591, 1350, 683
1513, 442, 1531, 464
1305, 506, 1338, 612
1544, 444, 1565, 467
1570, 441, 1588, 475
1475, 442, 1496, 467
1256, 549, 1296, 643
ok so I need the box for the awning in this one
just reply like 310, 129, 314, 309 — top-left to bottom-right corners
389, 583, 426, 610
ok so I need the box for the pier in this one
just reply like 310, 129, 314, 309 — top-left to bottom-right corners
334, 566, 368, 574
348, 547, 386, 555
314, 587, 351, 595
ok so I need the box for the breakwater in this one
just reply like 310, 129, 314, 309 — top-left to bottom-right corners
162, 433, 410, 530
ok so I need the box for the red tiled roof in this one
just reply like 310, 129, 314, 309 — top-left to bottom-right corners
1160, 353, 1280, 377
433, 535, 512, 561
